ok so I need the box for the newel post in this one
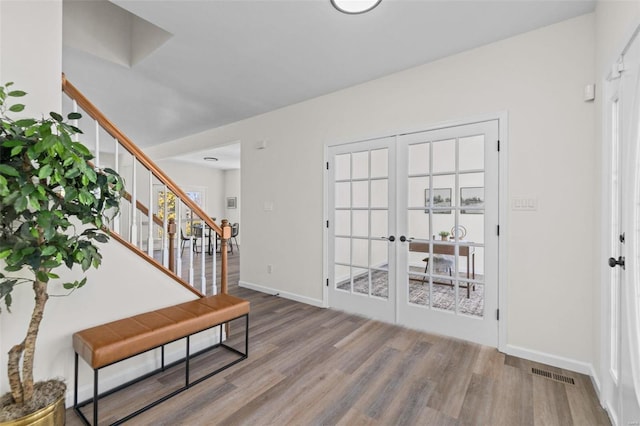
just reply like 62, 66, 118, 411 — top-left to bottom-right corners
168, 218, 176, 272
220, 219, 231, 295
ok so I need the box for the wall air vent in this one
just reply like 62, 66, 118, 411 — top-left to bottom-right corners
531, 367, 575, 385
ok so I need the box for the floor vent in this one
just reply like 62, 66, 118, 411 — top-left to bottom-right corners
531, 367, 575, 385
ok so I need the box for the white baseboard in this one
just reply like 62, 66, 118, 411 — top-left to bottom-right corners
239, 280, 325, 308
505, 344, 593, 375
589, 364, 602, 397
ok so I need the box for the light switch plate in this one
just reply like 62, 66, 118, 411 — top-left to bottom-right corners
512, 197, 537, 211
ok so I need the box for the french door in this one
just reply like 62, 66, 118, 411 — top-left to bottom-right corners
327, 120, 499, 346
604, 28, 640, 425
327, 137, 397, 323
397, 120, 499, 345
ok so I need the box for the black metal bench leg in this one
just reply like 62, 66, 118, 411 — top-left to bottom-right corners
245, 315, 249, 356
94, 369, 99, 426
186, 335, 190, 387
161, 345, 165, 371
74, 353, 79, 408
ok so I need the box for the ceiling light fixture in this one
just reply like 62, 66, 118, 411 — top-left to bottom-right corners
203, 156, 219, 162
331, 0, 381, 14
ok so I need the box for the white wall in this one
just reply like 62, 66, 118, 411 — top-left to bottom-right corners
224, 169, 241, 244
147, 14, 597, 367
0, 0, 62, 118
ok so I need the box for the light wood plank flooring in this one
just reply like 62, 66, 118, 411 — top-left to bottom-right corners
67, 252, 610, 425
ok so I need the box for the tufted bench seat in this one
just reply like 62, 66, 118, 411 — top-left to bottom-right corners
73, 294, 249, 425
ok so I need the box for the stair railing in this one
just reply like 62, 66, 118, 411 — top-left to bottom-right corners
61, 75, 230, 297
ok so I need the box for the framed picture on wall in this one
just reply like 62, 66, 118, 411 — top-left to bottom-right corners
460, 187, 484, 214
426, 188, 452, 214
227, 197, 237, 209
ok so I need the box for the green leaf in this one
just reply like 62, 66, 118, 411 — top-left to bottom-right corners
14, 118, 36, 127
41, 134, 57, 151
8, 104, 25, 112
5, 293, 12, 311
10, 145, 22, 156
36, 270, 49, 283
49, 112, 63, 122
93, 234, 109, 243
0, 164, 19, 177
67, 112, 82, 120
38, 164, 53, 179
0, 249, 11, 259
72, 142, 92, 157
41, 246, 57, 256
14, 196, 28, 212
27, 196, 40, 210
8, 90, 26, 97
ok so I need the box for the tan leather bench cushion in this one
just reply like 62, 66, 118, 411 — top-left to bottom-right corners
73, 294, 250, 369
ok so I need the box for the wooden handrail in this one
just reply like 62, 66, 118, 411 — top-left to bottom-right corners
61, 74, 222, 236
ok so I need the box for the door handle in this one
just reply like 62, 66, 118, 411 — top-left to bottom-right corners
608, 256, 625, 270
399, 236, 414, 242
381, 236, 396, 242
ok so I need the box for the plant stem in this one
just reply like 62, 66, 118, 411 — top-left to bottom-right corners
6, 274, 49, 405
7, 342, 24, 404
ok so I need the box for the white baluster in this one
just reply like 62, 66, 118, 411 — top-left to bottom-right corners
188, 233, 194, 286
212, 230, 217, 295
94, 120, 100, 168
131, 162, 137, 247
147, 170, 153, 257
200, 221, 206, 294
162, 185, 169, 268
112, 139, 120, 233
176, 201, 182, 277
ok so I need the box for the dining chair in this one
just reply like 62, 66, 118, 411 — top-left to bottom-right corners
180, 229, 191, 255
230, 222, 239, 253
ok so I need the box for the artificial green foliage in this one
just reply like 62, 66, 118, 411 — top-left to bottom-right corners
0, 82, 124, 309
0, 82, 125, 407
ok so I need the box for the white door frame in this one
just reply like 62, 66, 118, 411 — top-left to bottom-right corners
600, 22, 640, 425
323, 112, 509, 350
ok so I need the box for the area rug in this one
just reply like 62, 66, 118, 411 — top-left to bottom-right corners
337, 267, 485, 317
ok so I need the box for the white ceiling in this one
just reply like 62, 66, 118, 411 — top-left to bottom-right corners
170, 142, 241, 170
62, 0, 595, 168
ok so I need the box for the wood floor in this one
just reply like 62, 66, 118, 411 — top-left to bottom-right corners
66, 251, 610, 425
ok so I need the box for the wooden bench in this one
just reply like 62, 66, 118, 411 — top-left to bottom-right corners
72, 293, 250, 425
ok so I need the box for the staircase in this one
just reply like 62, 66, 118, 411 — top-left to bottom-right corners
61, 75, 230, 298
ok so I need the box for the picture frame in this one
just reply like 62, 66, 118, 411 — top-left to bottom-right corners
460, 186, 484, 214
227, 197, 237, 209
426, 188, 452, 214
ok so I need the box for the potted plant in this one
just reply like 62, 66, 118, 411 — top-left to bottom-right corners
438, 231, 450, 241
0, 83, 124, 423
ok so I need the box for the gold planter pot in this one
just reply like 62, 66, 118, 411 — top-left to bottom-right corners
0, 397, 65, 426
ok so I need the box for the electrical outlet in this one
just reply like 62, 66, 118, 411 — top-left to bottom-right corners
267, 264, 272, 274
